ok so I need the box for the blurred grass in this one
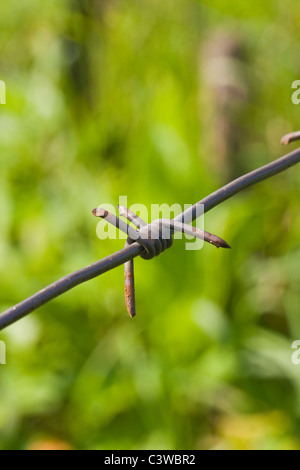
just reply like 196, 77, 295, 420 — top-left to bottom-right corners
0, 0, 300, 450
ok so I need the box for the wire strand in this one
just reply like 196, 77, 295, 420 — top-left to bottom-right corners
1, 144, 300, 330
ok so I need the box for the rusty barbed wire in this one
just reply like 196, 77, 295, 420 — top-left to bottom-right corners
92, 205, 230, 317
0, 131, 300, 330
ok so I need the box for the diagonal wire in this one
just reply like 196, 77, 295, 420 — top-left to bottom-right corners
0, 139, 300, 330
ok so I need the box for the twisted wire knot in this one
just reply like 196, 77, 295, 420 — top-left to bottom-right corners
126, 220, 173, 260
92, 204, 230, 317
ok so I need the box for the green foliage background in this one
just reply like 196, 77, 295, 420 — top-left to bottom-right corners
1, 0, 300, 450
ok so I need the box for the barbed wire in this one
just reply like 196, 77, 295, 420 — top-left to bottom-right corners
0, 132, 299, 330
92, 205, 231, 317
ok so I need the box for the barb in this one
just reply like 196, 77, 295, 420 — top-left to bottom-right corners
93, 207, 229, 250
93, 206, 230, 316
158, 219, 231, 249
117, 206, 145, 317
281, 131, 300, 146
124, 243, 136, 318
118, 205, 147, 229
1, 133, 300, 330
